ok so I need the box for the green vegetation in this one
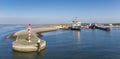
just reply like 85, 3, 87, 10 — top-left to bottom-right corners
13, 33, 39, 46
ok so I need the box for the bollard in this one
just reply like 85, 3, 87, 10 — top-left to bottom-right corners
37, 39, 41, 52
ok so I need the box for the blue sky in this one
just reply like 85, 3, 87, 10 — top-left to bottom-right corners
0, 0, 120, 24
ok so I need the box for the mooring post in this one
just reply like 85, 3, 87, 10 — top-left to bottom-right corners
37, 39, 41, 52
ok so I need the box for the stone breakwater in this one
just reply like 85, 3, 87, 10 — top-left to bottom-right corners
10, 27, 58, 52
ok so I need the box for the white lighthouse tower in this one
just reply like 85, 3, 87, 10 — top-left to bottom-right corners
27, 24, 31, 42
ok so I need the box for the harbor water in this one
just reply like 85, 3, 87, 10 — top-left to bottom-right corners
0, 25, 120, 59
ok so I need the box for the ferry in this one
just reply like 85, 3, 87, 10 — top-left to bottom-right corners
69, 19, 81, 31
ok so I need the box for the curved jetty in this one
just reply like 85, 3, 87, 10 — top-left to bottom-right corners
11, 27, 58, 52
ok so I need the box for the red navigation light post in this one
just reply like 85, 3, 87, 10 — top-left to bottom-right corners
27, 24, 31, 42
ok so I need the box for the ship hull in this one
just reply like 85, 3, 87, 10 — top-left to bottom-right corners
69, 26, 81, 31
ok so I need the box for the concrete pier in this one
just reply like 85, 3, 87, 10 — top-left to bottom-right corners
10, 27, 58, 52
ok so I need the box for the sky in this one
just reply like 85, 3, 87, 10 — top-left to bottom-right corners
0, 0, 120, 24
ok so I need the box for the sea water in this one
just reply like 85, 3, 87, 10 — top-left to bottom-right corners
0, 25, 120, 59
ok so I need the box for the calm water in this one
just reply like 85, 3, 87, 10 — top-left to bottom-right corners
0, 25, 120, 59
